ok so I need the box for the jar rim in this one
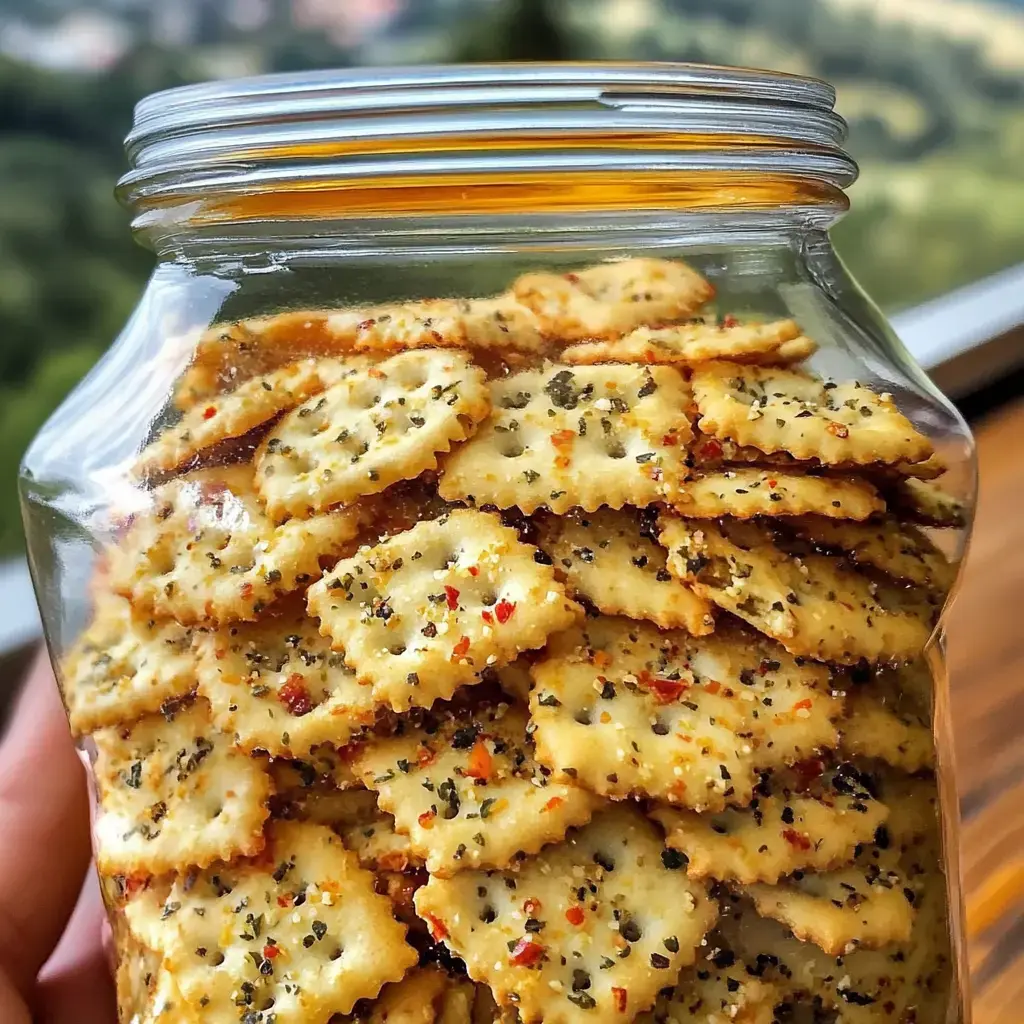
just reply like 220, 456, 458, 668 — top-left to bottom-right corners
118, 62, 857, 227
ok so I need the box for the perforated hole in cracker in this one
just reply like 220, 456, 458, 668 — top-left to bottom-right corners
307, 508, 581, 711
439, 363, 693, 514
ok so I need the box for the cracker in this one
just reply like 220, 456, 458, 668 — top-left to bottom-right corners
691, 362, 933, 466
414, 806, 718, 1024
784, 514, 954, 591
865, 766, 939, 850
887, 477, 967, 528
137, 359, 342, 478
138, 967, 199, 1023
124, 820, 418, 1023
512, 258, 714, 342
351, 703, 599, 876
269, 744, 361, 801
60, 592, 195, 735
93, 697, 272, 875
346, 967, 476, 1024
659, 516, 935, 665
328, 789, 421, 874
438, 363, 693, 514
492, 657, 535, 703
672, 469, 884, 520
559, 319, 803, 366
108, 466, 366, 626
652, 764, 889, 884
749, 334, 819, 366
839, 679, 934, 774
529, 617, 839, 810
195, 604, 378, 757
635, 945, 782, 1024
335, 296, 547, 355
535, 508, 715, 634
255, 350, 491, 520
743, 843, 914, 955
307, 509, 581, 712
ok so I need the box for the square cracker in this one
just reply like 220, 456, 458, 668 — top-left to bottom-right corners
691, 361, 933, 466
559, 318, 805, 366
672, 468, 884, 520
194, 604, 379, 757
60, 591, 195, 735
254, 350, 491, 520
439, 363, 692, 514
742, 844, 915, 956
124, 820, 418, 1023
414, 806, 718, 1024
534, 507, 715, 634
108, 465, 367, 626
307, 509, 581, 712
529, 616, 840, 811
350, 702, 599, 876
651, 763, 889, 885
886, 476, 967, 529
658, 516, 935, 665
511, 258, 714, 342
93, 697, 272, 875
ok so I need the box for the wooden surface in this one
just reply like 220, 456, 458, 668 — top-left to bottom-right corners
952, 398, 1024, 1023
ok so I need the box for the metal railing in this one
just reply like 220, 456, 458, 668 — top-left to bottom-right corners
3, 261, 1023, 656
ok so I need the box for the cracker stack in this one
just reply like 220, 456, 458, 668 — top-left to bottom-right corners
63, 257, 961, 1023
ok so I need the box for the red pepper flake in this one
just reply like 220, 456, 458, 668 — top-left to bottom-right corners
565, 272, 580, 284
240, 582, 254, 598
278, 674, 313, 717
792, 698, 813, 712
782, 828, 812, 851
768, 478, 778, 489
202, 405, 217, 420
565, 906, 585, 926
367, 366, 387, 379
122, 874, 147, 899
468, 565, 480, 577
697, 438, 723, 461
423, 913, 448, 942
705, 680, 722, 695
262, 944, 280, 960
509, 937, 545, 966
789, 757, 825, 792
276, 893, 294, 908
646, 676, 687, 704
451, 635, 471, 660
417, 810, 436, 830
481, 610, 494, 624
612, 987, 628, 1013
465, 738, 494, 781
661, 431, 680, 446
357, 318, 377, 331
336, 739, 365, 763
554, 455, 571, 469
523, 898, 542, 916
543, 796, 564, 812
416, 745, 436, 767
826, 421, 850, 438
494, 599, 517, 624
550, 429, 576, 448
431, 330, 445, 345
444, 585, 460, 610
722, 315, 739, 328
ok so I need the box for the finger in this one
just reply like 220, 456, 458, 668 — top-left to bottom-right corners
35, 871, 116, 1024
0, 654, 92, 995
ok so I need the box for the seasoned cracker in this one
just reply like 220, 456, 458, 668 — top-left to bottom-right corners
887, 477, 967, 528
351, 703, 599, 876
307, 509, 581, 711
491, 657, 535, 703
348, 967, 476, 1024
269, 743, 361, 802
749, 333, 819, 366
255, 350, 491, 520
529, 617, 839, 810
439, 363, 692, 514
635, 945, 782, 1024
124, 820, 418, 1023
108, 466, 366, 626
559, 319, 803, 366
137, 359, 340, 478
652, 765, 889, 884
414, 806, 718, 1024
743, 844, 915, 956
93, 697, 272, 875
691, 362, 933, 466
785, 514, 954, 591
535, 507, 715, 634
195, 604, 378, 756
865, 765, 939, 850
512, 258, 714, 342
672, 468, 884, 520
60, 592, 195, 735
839, 676, 934, 773
659, 516, 935, 664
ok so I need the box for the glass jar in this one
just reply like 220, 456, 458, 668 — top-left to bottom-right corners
20, 64, 975, 1024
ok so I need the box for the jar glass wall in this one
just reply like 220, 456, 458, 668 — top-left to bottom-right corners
21, 64, 974, 1024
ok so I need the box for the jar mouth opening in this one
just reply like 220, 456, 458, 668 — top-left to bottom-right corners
118, 62, 857, 222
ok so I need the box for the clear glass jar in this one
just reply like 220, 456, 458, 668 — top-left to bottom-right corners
20, 64, 975, 1024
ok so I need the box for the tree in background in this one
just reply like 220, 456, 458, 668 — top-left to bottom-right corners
454, 0, 576, 61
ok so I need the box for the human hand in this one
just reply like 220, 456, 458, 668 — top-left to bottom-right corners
0, 653, 116, 1023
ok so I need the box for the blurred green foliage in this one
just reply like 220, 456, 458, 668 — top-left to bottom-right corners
3, 0, 1024, 555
